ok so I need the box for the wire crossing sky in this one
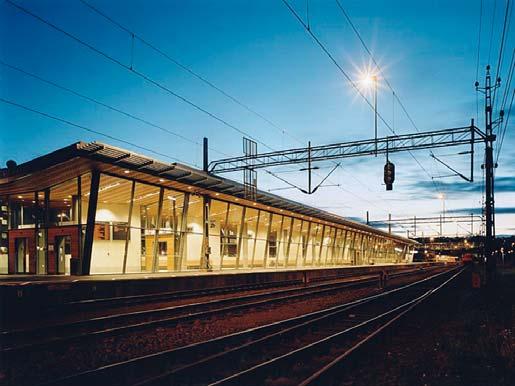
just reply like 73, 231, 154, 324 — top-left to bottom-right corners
1, 0, 514, 236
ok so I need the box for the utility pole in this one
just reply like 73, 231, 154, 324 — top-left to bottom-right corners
476, 64, 499, 281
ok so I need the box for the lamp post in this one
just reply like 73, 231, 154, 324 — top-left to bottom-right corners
438, 193, 446, 235
360, 72, 379, 156
438, 193, 446, 219
373, 75, 378, 156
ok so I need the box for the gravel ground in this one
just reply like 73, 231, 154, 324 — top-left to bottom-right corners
2, 267, 450, 385
332, 266, 515, 386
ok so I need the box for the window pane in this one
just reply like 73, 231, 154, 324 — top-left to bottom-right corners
158, 190, 186, 272
49, 178, 78, 226
90, 175, 133, 274
186, 195, 203, 270
208, 200, 227, 270
253, 211, 269, 267
267, 214, 283, 268
241, 207, 259, 268
222, 203, 243, 269
279, 216, 292, 267
289, 218, 302, 267
9, 192, 37, 229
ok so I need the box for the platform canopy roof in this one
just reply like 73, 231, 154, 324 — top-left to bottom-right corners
0, 141, 416, 245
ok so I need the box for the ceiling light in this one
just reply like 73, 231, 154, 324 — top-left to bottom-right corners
159, 178, 165, 182
124, 170, 130, 174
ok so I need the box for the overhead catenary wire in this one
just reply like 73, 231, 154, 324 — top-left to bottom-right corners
496, 87, 515, 163
0, 60, 234, 159
4, 0, 391, 220
476, 0, 484, 82
0, 97, 193, 164
332, 0, 447, 199
78, 0, 305, 146
488, 0, 498, 65
281, 0, 440, 196
334, 0, 420, 134
79, 0, 390, 211
4, 0, 273, 152
476, 0, 484, 125
5, 0, 416, 223
493, 0, 512, 106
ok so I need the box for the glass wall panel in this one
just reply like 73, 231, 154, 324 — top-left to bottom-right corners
345, 230, 355, 264
334, 228, 341, 264
324, 227, 336, 265
157, 190, 186, 272
9, 192, 37, 229
90, 174, 133, 274
186, 195, 203, 270
222, 203, 243, 269
289, 218, 302, 267
308, 223, 321, 266
209, 200, 227, 270
253, 211, 269, 267
132, 182, 161, 273
318, 225, 331, 265
267, 214, 283, 268
279, 216, 292, 267
299, 220, 309, 266
49, 178, 79, 226
241, 207, 259, 268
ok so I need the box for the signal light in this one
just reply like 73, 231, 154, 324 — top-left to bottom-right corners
384, 161, 395, 191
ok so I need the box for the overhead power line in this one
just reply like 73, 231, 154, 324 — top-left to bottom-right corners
280, 0, 440, 194
0, 59, 233, 158
79, 0, 384, 206
4, 0, 273, 151
476, 0, 483, 82
488, 0, 498, 64
334, 0, 420, 134
332, 0, 447, 201
4, 0, 395, 218
493, 0, 512, 106
0, 97, 191, 164
496, 87, 515, 163
78, 0, 304, 145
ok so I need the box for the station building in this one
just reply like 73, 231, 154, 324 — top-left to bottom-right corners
0, 142, 416, 275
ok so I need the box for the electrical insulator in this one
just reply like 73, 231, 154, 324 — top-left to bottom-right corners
384, 161, 395, 191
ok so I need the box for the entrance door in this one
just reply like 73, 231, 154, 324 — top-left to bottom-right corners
15, 237, 28, 273
56, 235, 72, 274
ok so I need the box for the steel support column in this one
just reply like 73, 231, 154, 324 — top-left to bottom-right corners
81, 170, 100, 275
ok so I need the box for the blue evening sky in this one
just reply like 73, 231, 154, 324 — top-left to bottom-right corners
1, 0, 514, 236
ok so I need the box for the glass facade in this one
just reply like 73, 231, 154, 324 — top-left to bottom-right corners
0, 171, 415, 275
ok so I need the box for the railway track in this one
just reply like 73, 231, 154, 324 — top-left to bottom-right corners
0, 266, 435, 353
35, 265, 460, 386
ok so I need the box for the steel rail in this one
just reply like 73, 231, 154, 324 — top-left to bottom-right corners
299, 267, 464, 385
29, 267, 451, 386
204, 267, 462, 386
1, 267, 433, 353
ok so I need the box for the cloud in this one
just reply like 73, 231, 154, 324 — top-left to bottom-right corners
407, 176, 515, 197
445, 206, 515, 215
